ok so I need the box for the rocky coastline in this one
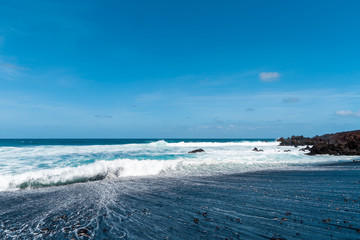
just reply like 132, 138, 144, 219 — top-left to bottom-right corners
278, 130, 360, 155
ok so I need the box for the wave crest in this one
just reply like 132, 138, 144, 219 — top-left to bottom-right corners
0, 159, 180, 191
0, 140, 354, 192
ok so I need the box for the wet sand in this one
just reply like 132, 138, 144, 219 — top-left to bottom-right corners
0, 163, 359, 239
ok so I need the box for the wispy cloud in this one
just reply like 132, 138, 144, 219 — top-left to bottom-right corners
282, 97, 300, 103
0, 60, 27, 81
259, 72, 281, 82
0, 56, 84, 88
335, 110, 360, 117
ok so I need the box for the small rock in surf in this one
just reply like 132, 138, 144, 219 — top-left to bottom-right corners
188, 149, 205, 154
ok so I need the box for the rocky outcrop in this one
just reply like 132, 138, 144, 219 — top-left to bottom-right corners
277, 136, 315, 147
252, 147, 263, 152
299, 146, 311, 152
278, 130, 360, 155
188, 149, 205, 154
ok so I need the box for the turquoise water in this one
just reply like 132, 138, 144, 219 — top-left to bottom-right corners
0, 139, 355, 191
0, 139, 359, 239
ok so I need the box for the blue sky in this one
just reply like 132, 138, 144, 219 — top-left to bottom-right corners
0, 0, 360, 138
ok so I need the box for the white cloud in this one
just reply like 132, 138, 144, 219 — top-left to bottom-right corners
259, 72, 281, 82
335, 110, 360, 117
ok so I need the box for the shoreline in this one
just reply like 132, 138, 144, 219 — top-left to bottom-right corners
1, 165, 359, 239
2, 157, 360, 193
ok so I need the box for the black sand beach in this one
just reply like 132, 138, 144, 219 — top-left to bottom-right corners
1, 163, 359, 240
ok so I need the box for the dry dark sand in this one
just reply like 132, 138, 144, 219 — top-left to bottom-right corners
0, 163, 359, 239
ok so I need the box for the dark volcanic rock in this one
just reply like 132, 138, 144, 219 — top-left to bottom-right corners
299, 146, 311, 152
278, 130, 360, 156
277, 136, 315, 147
188, 149, 205, 154
252, 147, 263, 152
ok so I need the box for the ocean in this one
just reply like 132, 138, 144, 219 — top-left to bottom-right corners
0, 139, 359, 239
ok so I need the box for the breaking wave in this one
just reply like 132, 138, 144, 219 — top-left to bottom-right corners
0, 140, 355, 191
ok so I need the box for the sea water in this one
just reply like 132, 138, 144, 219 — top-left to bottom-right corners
0, 139, 355, 191
0, 139, 359, 239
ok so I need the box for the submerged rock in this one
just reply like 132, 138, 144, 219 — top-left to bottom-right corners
252, 147, 263, 152
188, 149, 205, 154
278, 130, 360, 156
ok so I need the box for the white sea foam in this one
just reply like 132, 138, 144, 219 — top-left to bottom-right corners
0, 140, 356, 191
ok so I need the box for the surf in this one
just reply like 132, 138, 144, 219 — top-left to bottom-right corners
0, 139, 356, 191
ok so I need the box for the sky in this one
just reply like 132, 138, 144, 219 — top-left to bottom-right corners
0, 0, 360, 138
